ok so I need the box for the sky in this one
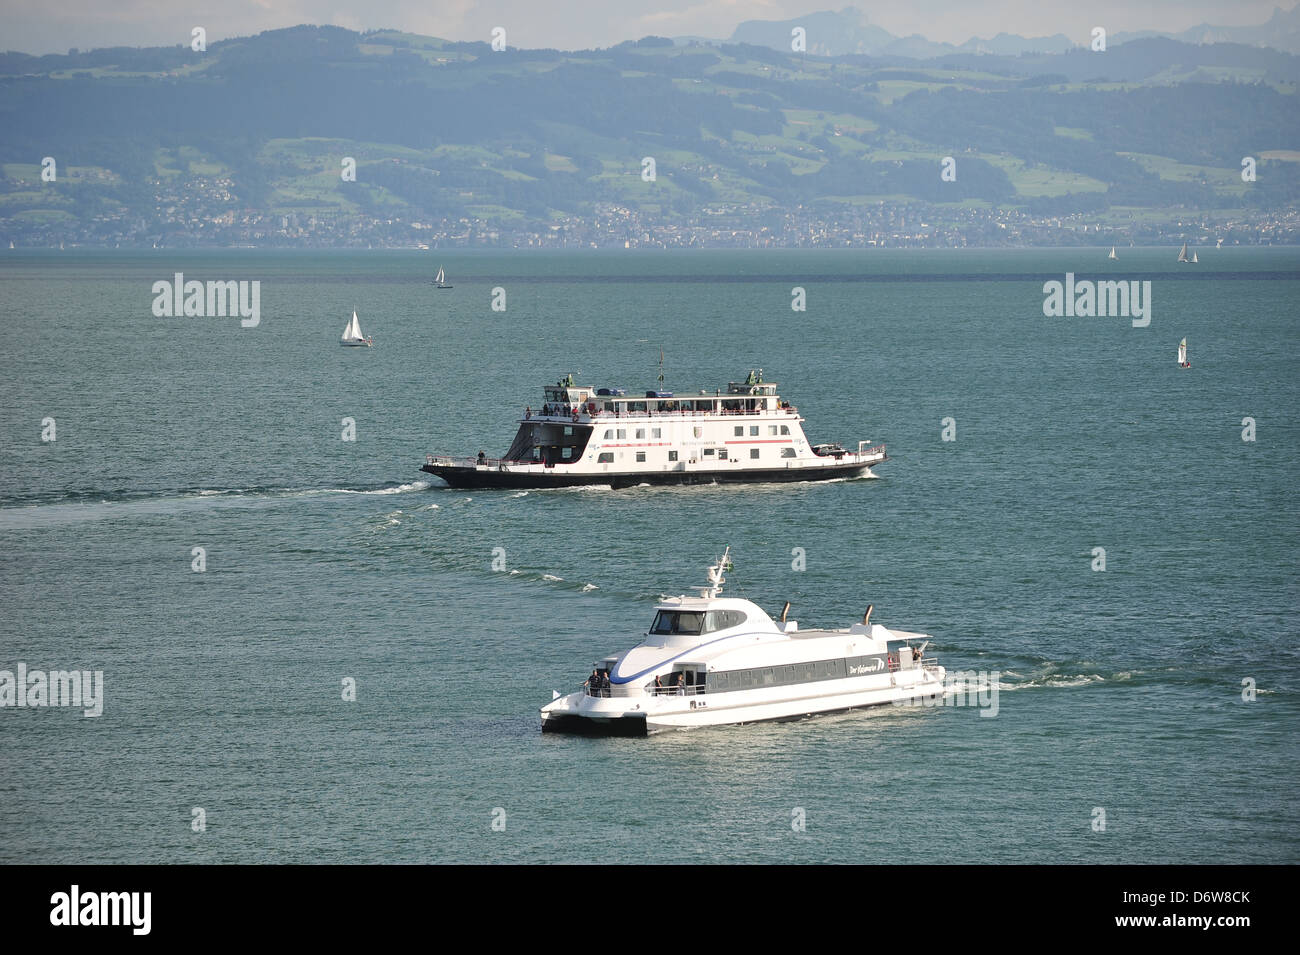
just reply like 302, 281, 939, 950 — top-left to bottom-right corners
0, 0, 1293, 55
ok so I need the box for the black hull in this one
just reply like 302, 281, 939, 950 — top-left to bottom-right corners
421, 460, 881, 490
541, 691, 941, 736
542, 713, 648, 737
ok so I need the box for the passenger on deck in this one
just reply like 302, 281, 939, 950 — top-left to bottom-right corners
599, 669, 612, 697
585, 668, 600, 694
477, 450, 486, 465
652, 674, 664, 695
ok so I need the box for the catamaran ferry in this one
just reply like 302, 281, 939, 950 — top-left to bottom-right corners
541, 548, 945, 735
422, 371, 886, 489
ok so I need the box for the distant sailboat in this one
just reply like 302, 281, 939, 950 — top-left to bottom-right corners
1108, 246, 1117, 260
1191, 251, 1198, 263
340, 310, 373, 347
1177, 242, 1188, 263
1216, 238, 1223, 249
434, 265, 452, 289
1178, 338, 1190, 369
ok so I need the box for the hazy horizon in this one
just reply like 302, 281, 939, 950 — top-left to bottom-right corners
0, 0, 1295, 56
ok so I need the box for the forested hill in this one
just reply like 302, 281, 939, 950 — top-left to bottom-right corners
1, 25, 1296, 246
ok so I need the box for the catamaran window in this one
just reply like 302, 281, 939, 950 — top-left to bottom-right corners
652, 428, 661, 438
597, 452, 613, 463
668, 451, 678, 461
781, 447, 796, 458
562, 448, 573, 459
704, 609, 747, 632
749, 426, 759, 436
636, 428, 645, 439
734, 426, 744, 436
768, 425, 778, 435
636, 451, 646, 462
616, 429, 626, 439
718, 449, 728, 459
781, 425, 791, 435
750, 448, 760, 459
564, 426, 573, 436
703, 448, 715, 456
651, 611, 705, 635
603, 430, 613, 439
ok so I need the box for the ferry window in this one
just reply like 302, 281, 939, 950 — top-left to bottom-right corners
564, 426, 573, 436
781, 447, 796, 458
749, 426, 759, 436
768, 425, 778, 435
616, 429, 626, 439
780, 425, 790, 435
734, 426, 743, 436
603, 430, 613, 439
636, 451, 646, 462
651, 611, 704, 635
598, 452, 613, 463
636, 428, 645, 439
629, 401, 647, 412
652, 428, 661, 438
703, 448, 715, 456
718, 449, 728, 459
750, 448, 760, 459
668, 451, 678, 461
562, 448, 573, 459
604, 402, 615, 412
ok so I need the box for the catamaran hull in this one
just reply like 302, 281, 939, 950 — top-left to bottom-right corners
542, 669, 945, 736
422, 460, 881, 489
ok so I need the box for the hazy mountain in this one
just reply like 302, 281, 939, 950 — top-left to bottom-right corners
722, 4, 1300, 58
1114, 4, 1300, 54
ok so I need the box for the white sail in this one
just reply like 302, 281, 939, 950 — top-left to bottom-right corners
1191, 251, 1198, 263
1177, 242, 1188, 262
1178, 338, 1188, 365
342, 311, 363, 341
436, 266, 445, 285
1108, 246, 1117, 259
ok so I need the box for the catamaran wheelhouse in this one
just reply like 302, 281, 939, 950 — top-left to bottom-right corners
422, 371, 887, 489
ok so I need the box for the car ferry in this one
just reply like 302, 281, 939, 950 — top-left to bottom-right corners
422, 371, 886, 489
540, 548, 945, 735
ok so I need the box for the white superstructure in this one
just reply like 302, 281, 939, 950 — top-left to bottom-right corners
541, 549, 945, 735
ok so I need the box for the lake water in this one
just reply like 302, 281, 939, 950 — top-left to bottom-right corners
1, 247, 1296, 863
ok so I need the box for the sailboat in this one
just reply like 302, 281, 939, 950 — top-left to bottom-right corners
1177, 338, 1190, 369
340, 310, 373, 347
1108, 246, 1117, 260
1177, 243, 1188, 263
1191, 251, 1198, 263
434, 265, 452, 289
